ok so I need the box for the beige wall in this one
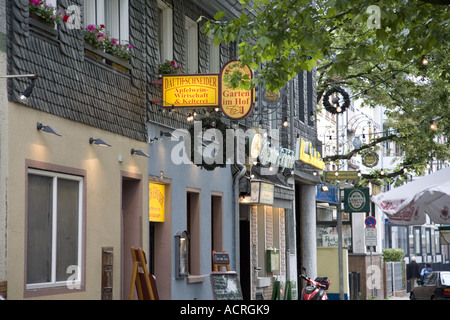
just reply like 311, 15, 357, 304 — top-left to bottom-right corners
6, 102, 148, 299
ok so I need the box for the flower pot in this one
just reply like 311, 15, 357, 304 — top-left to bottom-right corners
29, 12, 58, 36
85, 50, 103, 61
105, 53, 131, 72
84, 42, 104, 61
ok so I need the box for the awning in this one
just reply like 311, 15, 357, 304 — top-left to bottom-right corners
371, 166, 450, 225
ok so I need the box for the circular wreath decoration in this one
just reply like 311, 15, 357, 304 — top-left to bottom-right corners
188, 117, 228, 171
323, 87, 350, 114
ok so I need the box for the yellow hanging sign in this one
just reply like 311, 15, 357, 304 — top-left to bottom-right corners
162, 74, 219, 108
149, 183, 165, 222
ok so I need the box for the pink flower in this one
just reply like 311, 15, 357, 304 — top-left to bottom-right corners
100, 24, 105, 29
170, 60, 175, 66
111, 38, 117, 45
127, 44, 134, 49
86, 24, 96, 33
63, 15, 69, 22
30, 0, 40, 5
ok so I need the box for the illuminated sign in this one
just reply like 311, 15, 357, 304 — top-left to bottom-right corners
162, 74, 219, 108
323, 171, 361, 181
239, 181, 274, 205
220, 61, 254, 120
149, 183, 165, 222
250, 135, 295, 169
295, 138, 325, 169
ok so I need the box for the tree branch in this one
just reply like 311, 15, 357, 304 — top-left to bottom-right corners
325, 134, 397, 161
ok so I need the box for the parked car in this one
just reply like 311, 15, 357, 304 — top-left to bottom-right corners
410, 271, 450, 300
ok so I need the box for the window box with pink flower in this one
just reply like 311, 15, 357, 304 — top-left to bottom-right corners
28, 0, 61, 37
84, 24, 133, 72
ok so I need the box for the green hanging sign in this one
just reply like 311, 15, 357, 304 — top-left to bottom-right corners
344, 188, 370, 212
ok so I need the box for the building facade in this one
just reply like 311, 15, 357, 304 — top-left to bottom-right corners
0, 0, 325, 300
1, 0, 149, 299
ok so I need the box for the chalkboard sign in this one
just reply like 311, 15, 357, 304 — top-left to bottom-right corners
212, 251, 230, 265
210, 272, 242, 300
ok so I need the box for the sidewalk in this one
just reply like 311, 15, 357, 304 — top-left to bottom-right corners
387, 294, 410, 300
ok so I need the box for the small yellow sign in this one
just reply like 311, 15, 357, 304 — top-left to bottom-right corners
149, 183, 165, 222
162, 74, 219, 108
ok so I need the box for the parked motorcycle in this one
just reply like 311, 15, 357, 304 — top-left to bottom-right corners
300, 267, 330, 300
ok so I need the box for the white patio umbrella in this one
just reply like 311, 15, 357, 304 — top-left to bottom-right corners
371, 166, 450, 225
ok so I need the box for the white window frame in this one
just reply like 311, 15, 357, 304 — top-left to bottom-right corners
158, 0, 173, 63
26, 169, 84, 290
84, 0, 129, 42
209, 35, 220, 73
185, 16, 198, 74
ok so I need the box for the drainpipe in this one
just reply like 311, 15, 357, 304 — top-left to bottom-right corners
233, 163, 246, 275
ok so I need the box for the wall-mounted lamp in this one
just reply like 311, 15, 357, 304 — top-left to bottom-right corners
37, 122, 61, 136
20, 77, 37, 102
160, 131, 173, 137
149, 136, 158, 144
282, 118, 288, 127
131, 148, 149, 158
89, 137, 111, 147
0, 74, 38, 102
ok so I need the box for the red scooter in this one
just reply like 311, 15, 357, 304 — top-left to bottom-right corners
300, 267, 330, 300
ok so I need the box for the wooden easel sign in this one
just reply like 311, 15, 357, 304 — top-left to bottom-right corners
212, 251, 230, 272
129, 247, 159, 300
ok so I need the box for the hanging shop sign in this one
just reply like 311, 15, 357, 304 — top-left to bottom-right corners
323, 170, 361, 181
219, 60, 254, 120
149, 183, 165, 222
344, 187, 370, 212
316, 183, 340, 204
362, 150, 379, 168
240, 181, 274, 205
162, 74, 219, 108
295, 138, 325, 170
256, 138, 296, 170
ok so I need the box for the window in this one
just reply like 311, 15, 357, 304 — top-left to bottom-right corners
26, 169, 83, 290
306, 71, 314, 127
298, 73, 305, 123
84, 0, 129, 42
157, 0, 173, 63
187, 189, 200, 275
413, 226, 421, 255
316, 203, 352, 251
211, 193, 223, 253
184, 16, 198, 74
435, 231, 441, 254
425, 228, 432, 254
208, 36, 220, 73
255, 206, 285, 276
